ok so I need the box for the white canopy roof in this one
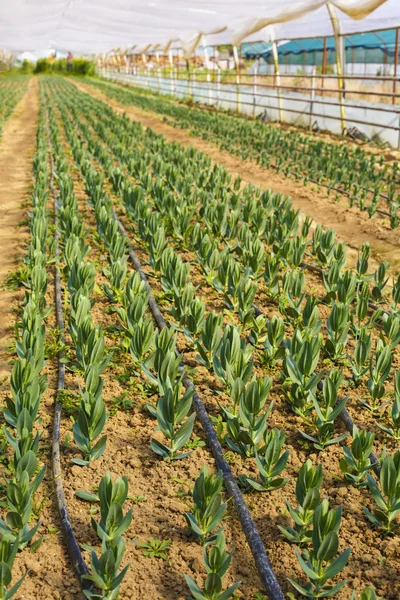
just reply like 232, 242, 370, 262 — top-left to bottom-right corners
0, 0, 398, 56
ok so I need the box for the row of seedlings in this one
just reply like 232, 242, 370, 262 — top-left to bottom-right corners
83, 77, 400, 227
0, 89, 49, 598
46, 79, 374, 599
51, 80, 400, 598
44, 86, 133, 600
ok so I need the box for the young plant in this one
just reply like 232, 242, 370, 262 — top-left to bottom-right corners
139, 538, 171, 560
150, 384, 196, 461
0, 534, 28, 600
324, 302, 350, 361
72, 367, 107, 466
184, 530, 241, 600
376, 371, 400, 440
340, 426, 375, 488
279, 460, 323, 547
283, 333, 323, 418
300, 377, 348, 451
213, 325, 254, 389
262, 316, 286, 367
224, 376, 272, 455
288, 499, 351, 599
83, 539, 130, 600
185, 467, 226, 543
350, 328, 371, 386
360, 342, 392, 414
363, 450, 400, 535
241, 428, 289, 492
350, 587, 379, 600
0, 451, 45, 548
196, 311, 223, 370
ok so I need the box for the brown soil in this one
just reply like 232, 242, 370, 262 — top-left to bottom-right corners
53, 84, 400, 599
0, 78, 38, 378
73, 79, 400, 274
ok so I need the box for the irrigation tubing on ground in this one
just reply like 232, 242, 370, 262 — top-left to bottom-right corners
113, 209, 286, 600
49, 143, 92, 589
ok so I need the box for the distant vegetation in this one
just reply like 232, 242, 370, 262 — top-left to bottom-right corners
33, 57, 95, 75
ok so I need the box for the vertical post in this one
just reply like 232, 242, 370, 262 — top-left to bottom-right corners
327, 2, 346, 135
204, 42, 212, 105
156, 52, 161, 93
186, 59, 191, 100
217, 68, 221, 108
253, 59, 258, 117
233, 45, 241, 113
393, 27, 399, 105
272, 40, 283, 123
309, 66, 316, 131
168, 50, 174, 96
322, 37, 327, 97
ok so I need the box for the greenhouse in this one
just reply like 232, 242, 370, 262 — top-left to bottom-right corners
0, 1, 400, 600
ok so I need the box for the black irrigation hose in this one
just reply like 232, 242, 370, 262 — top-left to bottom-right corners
113, 209, 285, 600
49, 146, 92, 589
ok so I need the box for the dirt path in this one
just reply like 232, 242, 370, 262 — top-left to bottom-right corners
0, 78, 38, 378
73, 79, 400, 274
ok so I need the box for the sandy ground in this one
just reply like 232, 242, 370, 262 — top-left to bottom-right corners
0, 77, 38, 377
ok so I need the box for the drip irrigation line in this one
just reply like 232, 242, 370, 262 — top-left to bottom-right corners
48, 138, 92, 589
113, 209, 285, 600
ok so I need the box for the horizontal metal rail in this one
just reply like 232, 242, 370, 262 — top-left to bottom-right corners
107, 74, 400, 134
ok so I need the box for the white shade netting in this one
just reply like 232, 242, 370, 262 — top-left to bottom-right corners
0, 0, 399, 56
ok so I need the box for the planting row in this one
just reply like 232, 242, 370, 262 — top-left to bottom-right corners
38, 77, 399, 598
0, 77, 29, 138
84, 77, 400, 228
0, 91, 49, 598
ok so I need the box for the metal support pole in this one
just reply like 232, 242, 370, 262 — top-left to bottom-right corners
393, 28, 399, 105
217, 69, 221, 108
186, 59, 191, 100
322, 37, 327, 97
233, 45, 241, 113
271, 40, 283, 123
328, 2, 346, 135
253, 60, 258, 117
168, 50, 174, 96
309, 66, 316, 131
203, 42, 212, 106
156, 52, 161, 93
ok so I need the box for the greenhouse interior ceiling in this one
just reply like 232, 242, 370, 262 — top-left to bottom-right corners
0, 0, 400, 55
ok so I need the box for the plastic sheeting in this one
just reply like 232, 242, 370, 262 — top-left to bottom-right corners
0, 0, 399, 56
